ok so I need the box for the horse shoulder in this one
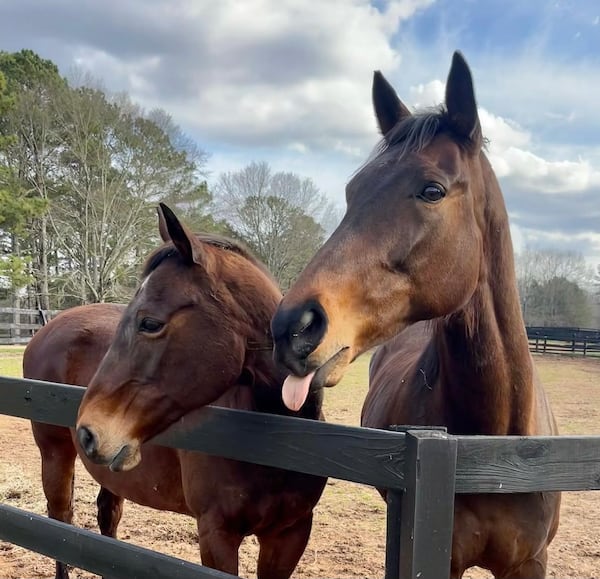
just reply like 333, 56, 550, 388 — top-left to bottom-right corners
363, 323, 435, 429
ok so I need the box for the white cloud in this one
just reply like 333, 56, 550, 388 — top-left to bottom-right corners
409, 79, 444, 108
49, 0, 434, 151
479, 109, 531, 151
491, 148, 600, 193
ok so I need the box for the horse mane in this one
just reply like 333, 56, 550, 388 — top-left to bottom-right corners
142, 233, 275, 284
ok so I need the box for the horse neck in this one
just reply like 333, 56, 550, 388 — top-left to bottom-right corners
435, 158, 535, 436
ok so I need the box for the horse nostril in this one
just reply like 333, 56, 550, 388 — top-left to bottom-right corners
298, 310, 315, 333
272, 299, 329, 373
290, 303, 327, 359
77, 425, 98, 458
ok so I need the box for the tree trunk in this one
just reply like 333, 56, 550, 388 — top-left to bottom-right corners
39, 215, 50, 310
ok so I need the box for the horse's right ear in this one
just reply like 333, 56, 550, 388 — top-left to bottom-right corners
372, 70, 411, 137
445, 51, 482, 148
157, 203, 210, 270
157, 205, 170, 242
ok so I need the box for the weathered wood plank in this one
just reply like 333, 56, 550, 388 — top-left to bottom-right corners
0, 322, 43, 330
0, 337, 31, 345
399, 431, 456, 579
0, 306, 59, 316
0, 376, 408, 490
455, 435, 600, 493
3, 376, 600, 494
0, 503, 235, 579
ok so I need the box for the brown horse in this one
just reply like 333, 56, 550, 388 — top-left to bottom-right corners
271, 52, 560, 578
26, 204, 326, 579
26, 303, 125, 579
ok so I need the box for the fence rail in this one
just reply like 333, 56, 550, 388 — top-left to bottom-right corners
4, 308, 600, 358
526, 326, 600, 357
0, 307, 58, 344
1, 376, 600, 579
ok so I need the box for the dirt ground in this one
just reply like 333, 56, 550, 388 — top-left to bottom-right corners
0, 354, 599, 578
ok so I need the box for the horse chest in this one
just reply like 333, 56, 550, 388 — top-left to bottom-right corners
180, 453, 325, 533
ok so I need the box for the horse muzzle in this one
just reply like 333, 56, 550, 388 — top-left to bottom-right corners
76, 424, 141, 472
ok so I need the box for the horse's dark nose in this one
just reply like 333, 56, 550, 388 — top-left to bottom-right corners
77, 425, 98, 459
272, 299, 327, 374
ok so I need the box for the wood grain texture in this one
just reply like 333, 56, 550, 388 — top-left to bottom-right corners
0, 503, 234, 579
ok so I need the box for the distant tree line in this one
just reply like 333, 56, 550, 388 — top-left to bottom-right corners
0, 50, 338, 310
515, 247, 599, 328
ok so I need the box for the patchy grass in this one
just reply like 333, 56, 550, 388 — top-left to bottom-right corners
323, 353, 371, 426
0, 345, 25, 378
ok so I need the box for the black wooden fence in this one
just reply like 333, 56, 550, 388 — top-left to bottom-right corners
526, 326, 600, 357
5, 312, 600, 359
1, 376, 600, 579
0, 307, 58, 345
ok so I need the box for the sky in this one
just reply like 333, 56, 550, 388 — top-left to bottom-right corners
0, 0, 599, 264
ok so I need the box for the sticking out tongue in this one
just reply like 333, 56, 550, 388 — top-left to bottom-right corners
282, 371, 316, 411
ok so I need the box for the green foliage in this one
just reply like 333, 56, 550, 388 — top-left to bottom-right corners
0, 49, 210, 308
526, 276, 592, 327
0, 49, 64, 92
0, 188, 47, 235
0, 254, 33, 290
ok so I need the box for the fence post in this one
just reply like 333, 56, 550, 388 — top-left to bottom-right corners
13, 307, 20, 342
384, 490, 403, 579
399, 430, 457, 579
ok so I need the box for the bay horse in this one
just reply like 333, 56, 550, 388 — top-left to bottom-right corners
25, 204, 326, 579
271, 52, 560, 578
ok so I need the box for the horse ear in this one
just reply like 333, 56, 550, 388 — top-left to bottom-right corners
445, 51, 482, 148
372, 70, 411, 137
157, 205, 170, 242
157, 203, 208, 269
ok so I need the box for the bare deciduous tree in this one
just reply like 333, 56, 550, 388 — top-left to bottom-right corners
214, 161, 338, 288
515, 247, 594, 326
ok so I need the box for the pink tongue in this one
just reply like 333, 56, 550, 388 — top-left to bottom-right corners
282, 371, 315, 411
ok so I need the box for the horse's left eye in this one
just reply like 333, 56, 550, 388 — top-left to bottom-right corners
138, 317, 165, 333
418, 184, 446, 203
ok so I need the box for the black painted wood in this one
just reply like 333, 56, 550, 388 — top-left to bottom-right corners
455, 435, 600, 493
0, 376, 408, 490
399, 430, 456, 579
0, 504, 235, 579
384, 490, 403, 579
3, 376, 600, 494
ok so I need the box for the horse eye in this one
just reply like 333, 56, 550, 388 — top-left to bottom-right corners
138, 317, 165, 333
418, 184, 446, 203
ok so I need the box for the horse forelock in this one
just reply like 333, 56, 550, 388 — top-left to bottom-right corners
357, 106, 486, 177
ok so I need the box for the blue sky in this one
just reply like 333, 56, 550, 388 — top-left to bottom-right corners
0, 0, 599, 263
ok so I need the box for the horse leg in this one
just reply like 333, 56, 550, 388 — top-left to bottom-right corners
97, 487, 124, 538
96, 487, 124, 579
31, 422, 77, 579
256, 515, 313, 579
197, 520, 243, 576
497, 549, 547, 579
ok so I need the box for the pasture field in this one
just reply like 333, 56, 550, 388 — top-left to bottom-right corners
0, 346, 599, 578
